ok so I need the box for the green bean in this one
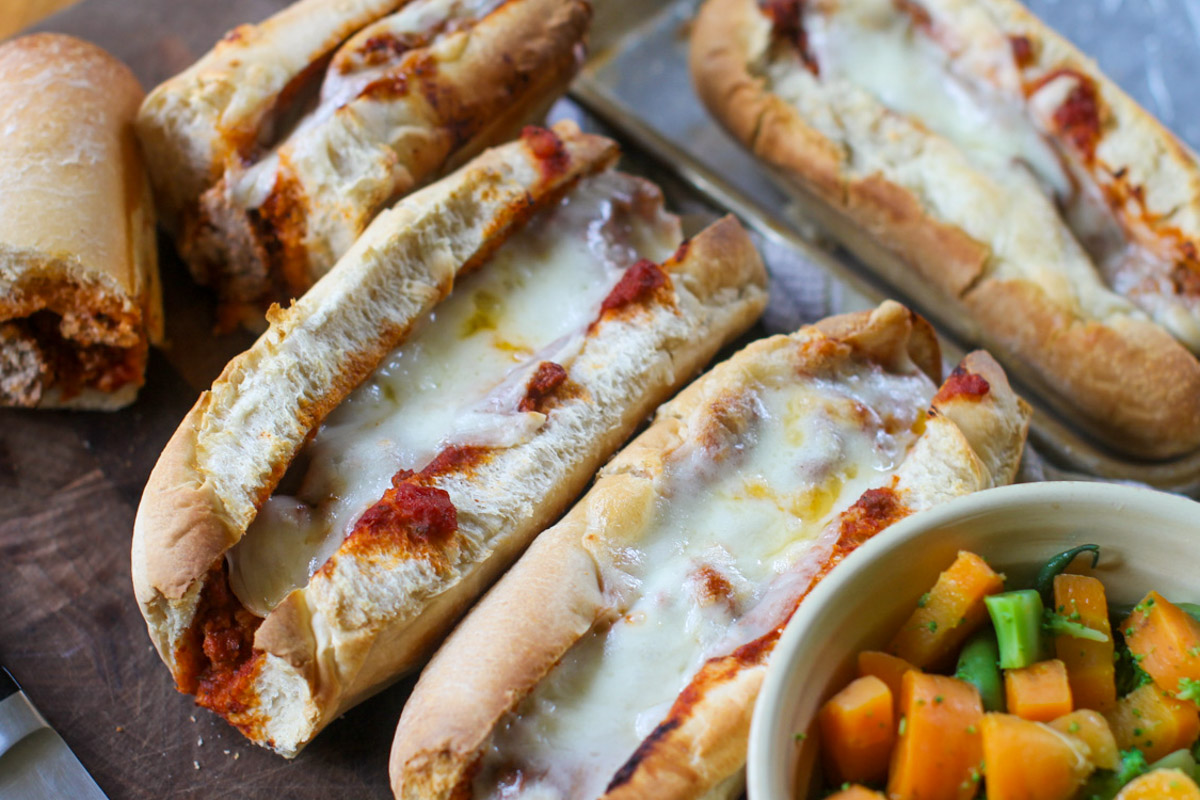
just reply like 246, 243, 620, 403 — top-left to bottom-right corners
1149, 748, 1198, 779
985, 590, 1046, 669
955, 628, 1005, 711
1035, 544, 1100, 603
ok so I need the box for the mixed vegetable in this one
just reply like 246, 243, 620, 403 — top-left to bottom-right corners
807, 547, 1200, 800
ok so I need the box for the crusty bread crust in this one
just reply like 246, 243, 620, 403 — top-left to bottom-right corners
136, 0, 406, 228
132, 123, 768, 756
690, 0, 1200, 460
388, 301, 1031, 800
0, 34, 161, 410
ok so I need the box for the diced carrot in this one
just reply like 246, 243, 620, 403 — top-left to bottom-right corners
1113, 768, 1200, 800
1049, 710, 1119, 770
980, 713, 1094, 800
858, 650, 919, 718
818, 675, 895, 785
1105, 683, 1200, 762
825, 786, 887, 800
1053, 574, 1116, 712
887, 672, 984, 800
1122, 592, 1200, 701
888, 551, 1006, 670
1005, 660, 1074, 722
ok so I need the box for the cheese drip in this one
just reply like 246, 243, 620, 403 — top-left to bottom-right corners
226, 172, 681, 617
472, 364, 936, 799
767, 0, 1140, 328
802, 0, 1069, 195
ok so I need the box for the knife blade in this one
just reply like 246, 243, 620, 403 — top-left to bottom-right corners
0, 667, 109, 800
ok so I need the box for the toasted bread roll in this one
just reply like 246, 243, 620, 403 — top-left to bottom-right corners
138, 0, 589, 323
131, 122, 768, 756
0, 34, 161, 410
691, 0, 1200, 459
389, 301, 1031, 800
137, 0, 406, 226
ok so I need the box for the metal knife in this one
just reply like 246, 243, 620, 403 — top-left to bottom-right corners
0, 666, 109, 800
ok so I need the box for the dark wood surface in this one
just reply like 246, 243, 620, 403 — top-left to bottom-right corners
1, 1, 415, 797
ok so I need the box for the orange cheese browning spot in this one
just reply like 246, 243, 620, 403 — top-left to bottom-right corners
933, 366, 990, 405
1026, 69, 1103, 163
360, 52, 438, 100
521, 125, 570, 180
1009, 34, 1035, 68
350, 32, 429, 69
828, 486, 910, 563
691, 564, 736, 609
598, 259, 671, 316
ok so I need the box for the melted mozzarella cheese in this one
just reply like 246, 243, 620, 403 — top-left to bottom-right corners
226, 172, 681, 616
804, 0, 1068, 196
767, 0, 1141, 325
471, 365, 936, 799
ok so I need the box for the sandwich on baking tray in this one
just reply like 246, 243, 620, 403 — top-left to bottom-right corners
138, 0, 590, 324
691, 0, 1200, 459
132, 121, 769, 756
389, 300, 1032, 799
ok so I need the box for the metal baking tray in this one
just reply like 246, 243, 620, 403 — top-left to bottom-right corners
572, 0, 1200, 495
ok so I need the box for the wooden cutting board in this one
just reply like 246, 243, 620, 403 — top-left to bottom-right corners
0, 1, 414, 797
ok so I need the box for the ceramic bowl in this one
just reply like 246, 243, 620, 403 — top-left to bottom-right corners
747, 481, 1200, 799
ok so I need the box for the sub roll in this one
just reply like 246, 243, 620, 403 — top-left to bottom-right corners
131, 123, 768, 756
138, 0, 590, 323
389, 301, 1031, 800
0, 34, 162, 410
691, 0, 1200, 459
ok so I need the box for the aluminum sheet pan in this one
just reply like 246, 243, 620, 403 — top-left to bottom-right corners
575, 0, 1200, 494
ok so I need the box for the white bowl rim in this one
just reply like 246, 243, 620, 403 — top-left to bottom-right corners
746, 480, 1200, 797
